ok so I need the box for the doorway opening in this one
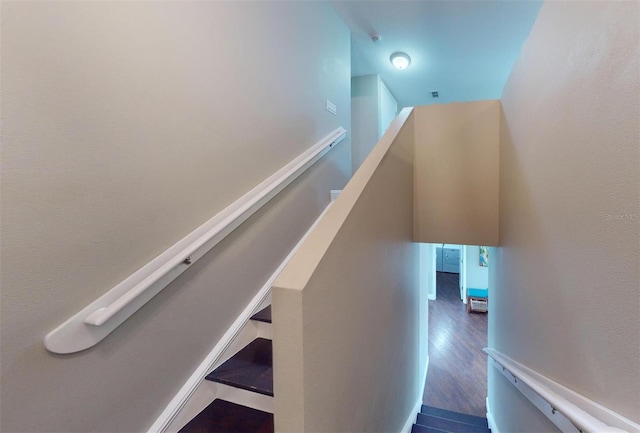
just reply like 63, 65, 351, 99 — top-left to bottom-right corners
420, 243, 490, 418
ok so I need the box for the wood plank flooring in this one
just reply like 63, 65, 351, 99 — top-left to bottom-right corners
422, 272, 488, 417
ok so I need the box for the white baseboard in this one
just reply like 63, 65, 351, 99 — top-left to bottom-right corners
487, 397, 499, 433
423, 355, 430, 390
401, 397, 422, 433
400, 356, 429, 433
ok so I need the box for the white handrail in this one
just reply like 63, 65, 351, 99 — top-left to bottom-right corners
44, 127, 347, 354
485, 348, 637, 433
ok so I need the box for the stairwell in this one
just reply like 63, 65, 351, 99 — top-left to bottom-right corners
172, 104, 495, 432
176, 302, 491, 433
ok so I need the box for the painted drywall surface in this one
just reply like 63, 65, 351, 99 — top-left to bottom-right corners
488, 367, 561, 433
378, 79, 398, 139
351, 74, 398, 173
465, 246, 488, 289
490, 0, 640, 426
462, 245, 489, 302
420, 243, 437, 300
273, 110, 422, 432
414, 101, 500, 246
0, 2, 351, 432
351, 75, 380, 173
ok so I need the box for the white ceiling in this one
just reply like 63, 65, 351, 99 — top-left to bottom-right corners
331, 0, 543, 108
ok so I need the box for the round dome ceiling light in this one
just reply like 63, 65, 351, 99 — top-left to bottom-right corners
390, 52, 411, 70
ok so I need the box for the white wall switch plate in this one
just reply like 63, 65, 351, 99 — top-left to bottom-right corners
326, 100, 337, 115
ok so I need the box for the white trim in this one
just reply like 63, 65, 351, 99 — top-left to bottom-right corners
424, 355, 430, 387
486, 397, 499, 433
147, 203, 334, 433
485, 349, 637, 433
44, 128, 346, 354
400, 398, 422, 433
400, 356, 429, 433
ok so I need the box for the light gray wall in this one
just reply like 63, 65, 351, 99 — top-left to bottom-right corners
350, 74, 398, 174
0, 2, 351, 432
378, 79, 398, 140
490, 0, 640, 428
273, 110, 423, 432
465, 246, 488, 290
419, 243, 437, 301
351, 74, 380, 173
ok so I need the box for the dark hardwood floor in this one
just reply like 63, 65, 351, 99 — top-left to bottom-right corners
422, 272, 488, 417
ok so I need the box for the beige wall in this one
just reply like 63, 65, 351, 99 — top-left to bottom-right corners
413, 101, 500, 246
489, 0, 640, 427
0, 2, 351, 432
272, 109, 424, 432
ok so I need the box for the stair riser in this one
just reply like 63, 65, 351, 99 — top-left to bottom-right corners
252, 319, 272, 340
214, 382, 273, 414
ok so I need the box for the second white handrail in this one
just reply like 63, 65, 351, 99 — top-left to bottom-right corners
485, 348, 635, 433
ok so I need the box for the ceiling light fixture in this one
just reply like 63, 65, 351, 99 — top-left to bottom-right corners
390, 52, 411, 70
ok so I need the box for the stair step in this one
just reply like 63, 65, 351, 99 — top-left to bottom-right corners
179, 399, 273, 433
421, 405, 489, 429
411, 424, 450, 433
251, 305, 272, 324
416, 414, 490, 433
206, 338, 273, 396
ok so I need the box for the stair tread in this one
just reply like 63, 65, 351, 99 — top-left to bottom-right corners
411, 424, 450, 433
178, 399, 273, 433
421, 405, 489, 428
206, 338, 273, 396
251, 305, 272, 324
417, 413, 490, 433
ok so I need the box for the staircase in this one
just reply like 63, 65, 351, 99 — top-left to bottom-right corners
179, 305, 275, 433
412, 405, 490, 433
177, 305, 490, 433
